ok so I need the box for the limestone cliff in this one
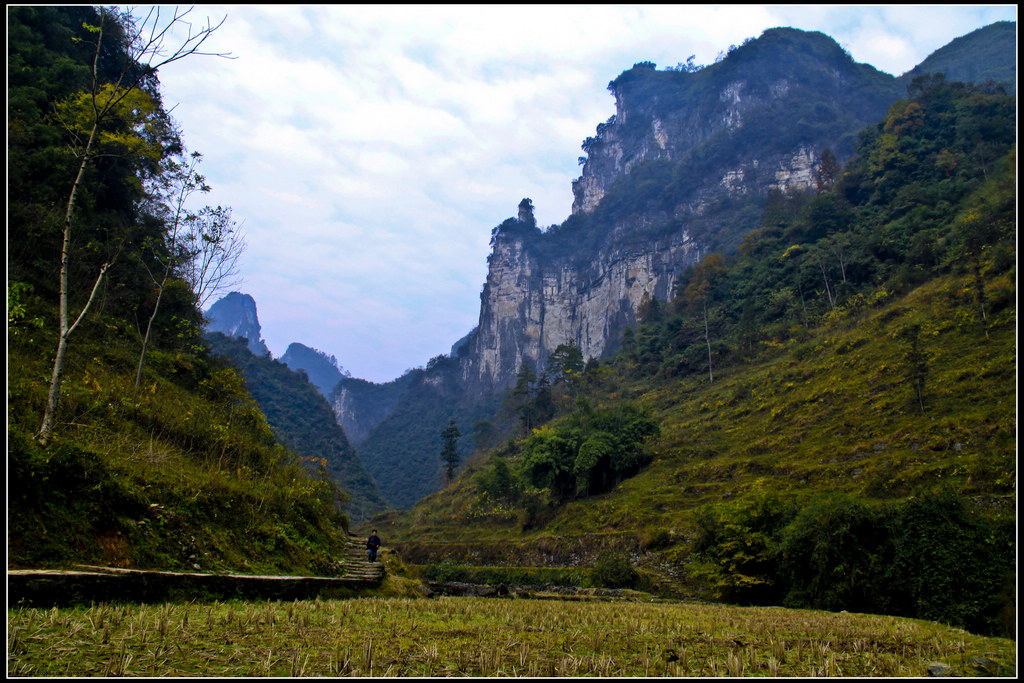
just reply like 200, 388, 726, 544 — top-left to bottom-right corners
459, 222, 698, 392
571, 28, 900, 222
345, 22, 1015, 509
329, 373, 415, 447
457, 27, 901, 393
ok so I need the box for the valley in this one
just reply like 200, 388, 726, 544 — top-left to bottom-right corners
6, 6, 1016, 667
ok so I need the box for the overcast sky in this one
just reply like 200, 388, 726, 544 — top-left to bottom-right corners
152, 4, 1016, 383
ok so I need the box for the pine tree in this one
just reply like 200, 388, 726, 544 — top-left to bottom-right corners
441, 420, 462, 483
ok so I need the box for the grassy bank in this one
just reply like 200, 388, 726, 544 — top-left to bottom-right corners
8, 596, 1015, 677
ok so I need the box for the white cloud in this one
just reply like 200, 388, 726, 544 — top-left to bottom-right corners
152, 4, 1015, 382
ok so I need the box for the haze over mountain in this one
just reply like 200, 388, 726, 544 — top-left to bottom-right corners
151, 6, 1016, 385
280, 342, 351, 398
368, 21, 1015, 638
205, 333, 388, 521
206, 22, 1014, 512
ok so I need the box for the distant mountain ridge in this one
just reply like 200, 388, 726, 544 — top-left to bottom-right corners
899, 20, 1016, 90
214, 22, 1015, 513
203, 293, 387, 519
280, 342, 351, 398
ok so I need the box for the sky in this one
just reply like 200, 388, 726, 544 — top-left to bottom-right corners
151, 4, 1017, 383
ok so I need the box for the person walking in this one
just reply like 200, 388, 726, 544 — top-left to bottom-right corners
366, 530, 382, 562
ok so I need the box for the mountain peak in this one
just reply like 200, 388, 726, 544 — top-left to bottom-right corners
280, 342, 351, 397
900, 21, 1016, 89
204, 291, 271, 357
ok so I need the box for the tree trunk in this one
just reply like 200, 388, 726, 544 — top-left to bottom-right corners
134, 279, 166, 391
38, 124, 111, 445
703, 300, 713, 384
819, 258, 836, 312
970, 256, 989, 338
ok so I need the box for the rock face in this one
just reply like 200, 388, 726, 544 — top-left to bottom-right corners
338, 22, 1016, 509
204, 292, 271, 357
458, 224, 698, 392
570, 28, 900, 221
329, 374, 414, 447
456, 27, 903, 393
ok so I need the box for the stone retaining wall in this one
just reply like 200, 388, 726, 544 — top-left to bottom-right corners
7, 566, 381, 607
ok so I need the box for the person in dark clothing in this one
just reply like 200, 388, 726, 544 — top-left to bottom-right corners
366, 530, 381, 562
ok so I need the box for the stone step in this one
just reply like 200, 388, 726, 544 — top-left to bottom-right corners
343, 534, 385, 582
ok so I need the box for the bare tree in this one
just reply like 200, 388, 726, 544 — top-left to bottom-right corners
134, 151, 208, 391
134, 149, 246, 391
179, 205, 246, 309
38, 6, 231, 445
682, 254, 726, 384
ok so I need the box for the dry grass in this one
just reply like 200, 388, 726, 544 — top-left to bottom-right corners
8, 596, 1014, 677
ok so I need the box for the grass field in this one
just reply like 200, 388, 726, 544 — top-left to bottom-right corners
8, 592, 1015, 677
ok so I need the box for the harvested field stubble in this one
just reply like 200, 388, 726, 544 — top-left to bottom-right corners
7, 597, 1015, 677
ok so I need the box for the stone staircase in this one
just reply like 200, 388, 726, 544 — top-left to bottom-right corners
342, 534, 385, 584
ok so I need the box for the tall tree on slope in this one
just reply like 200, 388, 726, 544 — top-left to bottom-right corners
37, 7, 229, 444
441, 420, 462, 484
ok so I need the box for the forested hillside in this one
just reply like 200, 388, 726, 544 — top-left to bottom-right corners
8, 7, 351, 573
900, 20, 1016, 90
279, 342, 349, 398
352, 358, 502, 509
375, 76, 1017, 637
207, 334, 388, 521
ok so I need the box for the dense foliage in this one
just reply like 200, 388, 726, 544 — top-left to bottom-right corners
8, 6, 351, 573
506, 402, 658, 502
353, 363, 501, 509
8, 331, 350, 573
8, 7, 196, 343
690, 488, 1014, 636
619, 77, 1015, 383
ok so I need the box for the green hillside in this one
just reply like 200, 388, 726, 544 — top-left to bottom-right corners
901, 21, 1016, 90
354, 358, 502, 509
207, 333, 388, 521
8, 7, 350, 574
373, 78, 1017, 637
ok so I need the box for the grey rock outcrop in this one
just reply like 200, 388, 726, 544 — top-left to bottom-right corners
458, 219, 697, 392
204, 292, 271, 357
335, 22, 1017, 509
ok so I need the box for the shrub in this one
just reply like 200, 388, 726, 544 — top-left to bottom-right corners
883, 486, 1015, 635
591, 550, 642, 589
777, 493, 888, 613
690, 490, 797, 604
689, 487, 1015, 636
